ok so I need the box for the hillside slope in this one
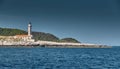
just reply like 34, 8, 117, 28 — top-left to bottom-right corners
32, 32, 59, 42
0, 28, 27, 36
0, 27, 80, 43
60, 38, 80, 43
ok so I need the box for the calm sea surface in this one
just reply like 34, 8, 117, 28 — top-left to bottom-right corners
0, 46, 119, 69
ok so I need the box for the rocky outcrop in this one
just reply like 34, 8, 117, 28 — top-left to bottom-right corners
37, 41, 111, 48
0, 40, 111, 48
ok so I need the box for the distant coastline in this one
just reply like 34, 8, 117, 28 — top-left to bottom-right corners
0, 23, 110, 48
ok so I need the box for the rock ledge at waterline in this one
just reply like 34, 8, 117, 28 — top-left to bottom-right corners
0, 40, 110, 48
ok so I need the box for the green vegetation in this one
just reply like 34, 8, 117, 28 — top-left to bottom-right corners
32, 32, 59, 42
0, 27, 80, 43
0, 28, 27, 36
60, 38, 80, 43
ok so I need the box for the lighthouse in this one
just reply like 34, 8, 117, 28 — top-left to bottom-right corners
28, 22, 32, 39
14, 22, 35, 42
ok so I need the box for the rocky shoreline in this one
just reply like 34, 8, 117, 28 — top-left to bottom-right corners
0, 40, 111, 48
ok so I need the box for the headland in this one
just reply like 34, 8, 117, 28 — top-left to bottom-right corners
0, 23, 110, 48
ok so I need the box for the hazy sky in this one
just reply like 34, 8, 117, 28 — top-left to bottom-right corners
0, 0, 120, 46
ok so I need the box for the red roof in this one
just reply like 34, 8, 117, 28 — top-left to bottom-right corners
15, 35, 28, 37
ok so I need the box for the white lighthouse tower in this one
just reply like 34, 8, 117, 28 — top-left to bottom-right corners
28, 22, 32, 39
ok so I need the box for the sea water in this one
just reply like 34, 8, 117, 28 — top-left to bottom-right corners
0, 46, 119, 69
